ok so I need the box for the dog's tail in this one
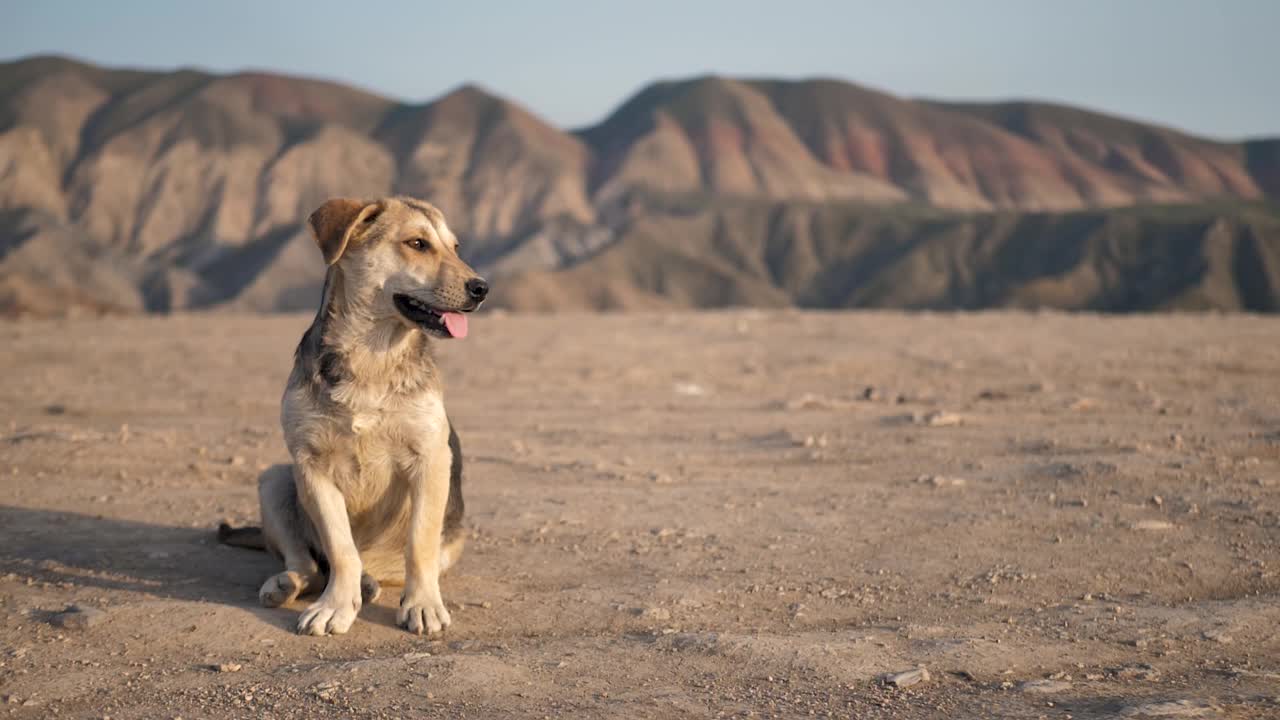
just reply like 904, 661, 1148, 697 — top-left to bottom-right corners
217, 522, 267, 551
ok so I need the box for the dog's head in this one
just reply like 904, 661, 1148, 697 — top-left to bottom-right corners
308, 196, 488, 339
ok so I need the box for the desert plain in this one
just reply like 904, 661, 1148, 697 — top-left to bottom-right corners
0, 310, 1278, 719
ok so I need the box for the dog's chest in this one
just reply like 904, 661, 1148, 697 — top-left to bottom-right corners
328, 390, 448, 514
329, 367, 443, 433
343, 388, 446, 451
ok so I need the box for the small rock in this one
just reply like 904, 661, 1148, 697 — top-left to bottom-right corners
1121, 699, 1221, 717
311, 680, 341, 699
670, 632, 718, 651
782, 393, 856, 411
1133, 520, 1175, 531
922, 411, 963, 427
216, 663, 242, 673
228, 456, 246, 467
648, 471, 674, 484
1019, 679, 1071, 694
673, 382, 708, 397
880, 667, 930, 688
916, 474, 966, 488
1202, 630, 1233, 644
641, 607, 671, 621
1069, 397, 1098, 411
1115, 664, 1161, 681
50, 604, 106, 629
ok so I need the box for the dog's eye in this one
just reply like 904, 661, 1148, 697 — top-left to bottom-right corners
405, 238, 428, 252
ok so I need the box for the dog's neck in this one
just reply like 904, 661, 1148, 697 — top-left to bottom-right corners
309, 267, 438, 394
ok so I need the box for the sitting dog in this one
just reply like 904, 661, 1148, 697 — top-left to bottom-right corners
220, 196, 486, 636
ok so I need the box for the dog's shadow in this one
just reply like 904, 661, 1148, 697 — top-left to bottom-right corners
0, 505, 352, 634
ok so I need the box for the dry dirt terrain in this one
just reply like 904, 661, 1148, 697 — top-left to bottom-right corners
1, 311, 1278, 719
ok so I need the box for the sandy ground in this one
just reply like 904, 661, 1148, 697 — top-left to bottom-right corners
0, 310, 1278, 719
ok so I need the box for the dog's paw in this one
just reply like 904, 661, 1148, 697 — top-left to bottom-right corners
297, 592, 360, 636
259, 570, 312, 608
397, 592, 451, 635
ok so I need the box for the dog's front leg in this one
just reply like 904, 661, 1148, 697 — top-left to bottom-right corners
294, 466, 363, 636
398, 444, 452, 635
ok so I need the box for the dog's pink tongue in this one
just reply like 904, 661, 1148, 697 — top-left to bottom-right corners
441, 312, 468, 339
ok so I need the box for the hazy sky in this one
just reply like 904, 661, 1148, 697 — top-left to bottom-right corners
5, 1, 1277, 139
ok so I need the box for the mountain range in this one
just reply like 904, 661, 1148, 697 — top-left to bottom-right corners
2, 55, 1278, 315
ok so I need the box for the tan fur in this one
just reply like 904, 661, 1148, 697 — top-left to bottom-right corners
255, 196, 485, 636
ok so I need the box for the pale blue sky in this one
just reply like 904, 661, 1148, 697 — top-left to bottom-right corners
5, 1, 1277, 139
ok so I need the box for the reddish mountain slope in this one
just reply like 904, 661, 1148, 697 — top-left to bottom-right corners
0, 56, 1277, 315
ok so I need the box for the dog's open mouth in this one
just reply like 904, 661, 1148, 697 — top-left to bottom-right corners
393, 294, 469, 339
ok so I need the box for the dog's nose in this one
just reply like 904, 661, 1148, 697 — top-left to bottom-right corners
465, 278, 489, 302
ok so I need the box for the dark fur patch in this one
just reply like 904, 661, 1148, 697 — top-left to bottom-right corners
294, 270, 334, 383
294, 268, 356, 390
443, 422, 465, 543
317, 352, 345, 386
360, 573, 380, 604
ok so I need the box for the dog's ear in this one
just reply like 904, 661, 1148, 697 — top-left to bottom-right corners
308, 198, 382, 265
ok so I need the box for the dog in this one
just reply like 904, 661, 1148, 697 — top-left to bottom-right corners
218, 195, 487, 636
